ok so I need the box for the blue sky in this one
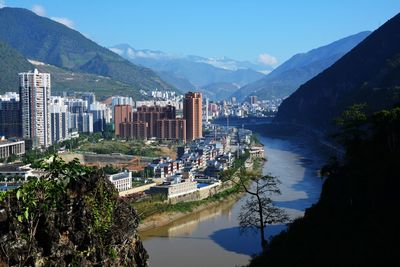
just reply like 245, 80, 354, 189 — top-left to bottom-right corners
2, 0, 400, 66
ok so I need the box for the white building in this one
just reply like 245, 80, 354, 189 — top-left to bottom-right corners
108, 170, 132, 192
0, 140, 25, 159
0, 92, 19, 101
89, 101, 107, 132
149, 180, 198, 199
19, 69, 51, 148
49, 97, 70, 144
112, 96, 134, 107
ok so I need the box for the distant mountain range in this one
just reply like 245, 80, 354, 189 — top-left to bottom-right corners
109, 44, 268, 97
232, 31, 371, 101
276, 13, 400, 130
0, 7, 174, 97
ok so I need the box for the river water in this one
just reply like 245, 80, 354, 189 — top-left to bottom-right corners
141, 129, 330, 267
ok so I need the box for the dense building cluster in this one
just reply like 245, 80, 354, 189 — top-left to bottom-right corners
114, 92, 202, 142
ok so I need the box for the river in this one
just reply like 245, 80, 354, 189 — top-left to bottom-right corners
141, 126, 330, 267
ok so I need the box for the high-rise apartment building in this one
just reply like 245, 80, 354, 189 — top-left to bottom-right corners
49, 97, 69, 144
250, 95, 258, 105
69, 113, 93, 133
183, 92, 202, 141
156, 119, 186, 141
114, 105, 132, 137
19, 69, 51, 148
119, 121, 148, 140
0, 92, 21, 138
116, 105, 185, 141
89, 102, 107, 132
82, 92, 96, 107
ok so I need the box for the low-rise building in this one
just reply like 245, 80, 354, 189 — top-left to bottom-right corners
0, 140, 25, 160
250, 146, 265, 159
149, 180, 198, 199
108, 171, 132, 192
0, 164, 33, 180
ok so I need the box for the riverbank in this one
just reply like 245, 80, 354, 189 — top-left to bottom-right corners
138, 158, 264, 232
142, 131, 329, 267
139, 191, 244, 232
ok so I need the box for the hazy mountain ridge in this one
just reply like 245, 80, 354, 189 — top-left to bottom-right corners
109, 44, 267, 94
276, 14, 400, 130
232, 31, 371, 101
200, 82, 241, 100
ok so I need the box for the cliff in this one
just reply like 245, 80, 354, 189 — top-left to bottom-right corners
250, 105, 400, 266
0, 157, 148, 266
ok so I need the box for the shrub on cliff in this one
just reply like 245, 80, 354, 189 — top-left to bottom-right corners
0, 156, 148, 267
249, 105, 400, 266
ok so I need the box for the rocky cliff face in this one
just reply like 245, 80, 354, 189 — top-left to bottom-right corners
0, 158, 148, 266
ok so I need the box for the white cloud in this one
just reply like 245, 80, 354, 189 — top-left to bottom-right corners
51, 17, 74, 29
31, 4, 75, 29
0, 0, 6, 8
257, 53, 278, 66
109, 47, 123, 55
32, 4, 46, 16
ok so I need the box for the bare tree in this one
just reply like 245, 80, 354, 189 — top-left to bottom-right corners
236, 168, 289, 250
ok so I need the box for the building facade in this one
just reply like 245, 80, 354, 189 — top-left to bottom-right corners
49, 97, 69, 144
0, 140, 25, 160
108, 171, 132, 192
89, 102, 107, 132
114, 105, 132, 137
69, 113, 93, 133
156, 119, 186, 142
0, 92, 21, 138
183, 92, 202, 141
19, 69, 51, 148
119, 121, 148, 139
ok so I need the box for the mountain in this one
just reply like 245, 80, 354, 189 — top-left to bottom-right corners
233, 31, 371, 101
29, 60, 145, 99
109, 44, 266, 91
200, 82, 241, 100
0, 41, 145, 99
251, 106, 400, 266
0, 41, 33, 92
0, 7, 174, 96
276, 13, 400, 130
156, 71, 196, 92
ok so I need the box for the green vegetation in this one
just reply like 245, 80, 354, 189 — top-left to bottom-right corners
34, 62, 145, 99
79, 139, 161, 157
0, 41, 33, 93
250, 105, 400, 266
132, 184, 242, 220
0, 155, 148, 266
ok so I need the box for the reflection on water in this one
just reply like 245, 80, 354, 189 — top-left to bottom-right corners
142, 134, 329, 267
142, 198, 236, 239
